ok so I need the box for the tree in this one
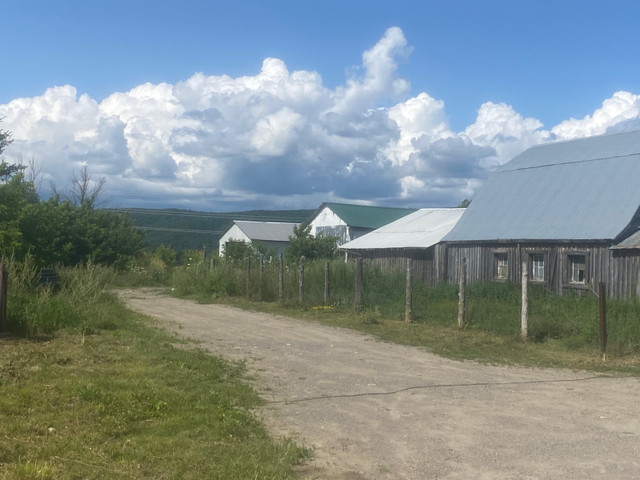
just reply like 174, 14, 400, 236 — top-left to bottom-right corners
70, 165, 106, 208
285, 223, 337, 262
18, 197, 145, 268
0, 124, 11, 156
0, 125, 26, 184
223, 240, 256, 263
0, 126, 38, 256
457, 199, 471, 208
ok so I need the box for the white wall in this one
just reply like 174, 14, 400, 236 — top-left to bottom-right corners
309, 207, 347, 236
218, 224, 251, 256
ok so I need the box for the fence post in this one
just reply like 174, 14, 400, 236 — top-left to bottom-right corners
599, 281, 607, 360
354, 258, 363, 313
457, 257, 466, 328
246, 257, 251, 299
278, 254, 284, 301
298, 256, 305, 304
521, 259, 529, 340
0, 263, 7, 332
259, 255, 264, 300
405, 258, 412, 323
324, 261, 330, 305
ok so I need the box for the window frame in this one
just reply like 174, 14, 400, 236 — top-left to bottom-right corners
529, 252, 546, 283
493, 250, 510, 281
564, 251, 590, 288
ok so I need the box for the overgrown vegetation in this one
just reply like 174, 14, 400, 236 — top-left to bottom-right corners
0, 125, 144, 270
168, 256, 640, 373
0, 257, 309, 479
285, 223, 338, 262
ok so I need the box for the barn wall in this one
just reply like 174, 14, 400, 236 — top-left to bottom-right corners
348, 248, 437, 285
445, 243, 640, 299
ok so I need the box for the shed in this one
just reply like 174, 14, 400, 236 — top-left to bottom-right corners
218, 221, 298, 257
308, 202, 416, 246
340, 208, 465, 284
442, 129, 640, 298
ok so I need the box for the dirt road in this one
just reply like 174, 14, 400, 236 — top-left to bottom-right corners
119, 290, 640, 480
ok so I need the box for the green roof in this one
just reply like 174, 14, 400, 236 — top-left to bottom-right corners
320, 202, 416, 229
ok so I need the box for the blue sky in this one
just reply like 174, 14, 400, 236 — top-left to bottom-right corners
2, 0, 639, 211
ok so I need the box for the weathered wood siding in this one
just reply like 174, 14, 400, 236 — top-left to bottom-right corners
445, 243, 640, 299
347, 248, 438, 285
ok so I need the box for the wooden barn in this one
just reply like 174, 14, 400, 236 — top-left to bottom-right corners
442, 130, 640, 299
308, 202, 415, 246
340, 208, 465, 285
218, 220, 298, 257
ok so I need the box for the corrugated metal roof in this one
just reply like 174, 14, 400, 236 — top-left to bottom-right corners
340, 208, 465, 250
234, 221, 298, 242
612, 230, 640, 249
444, 130, 640, 242
316, 202, 416, 229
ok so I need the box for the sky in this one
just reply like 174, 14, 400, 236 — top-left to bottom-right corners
1, 0, 639, 211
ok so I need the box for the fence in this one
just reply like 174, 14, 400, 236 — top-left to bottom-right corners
173, 255, 639, 357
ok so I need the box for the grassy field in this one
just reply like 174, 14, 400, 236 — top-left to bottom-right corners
0, 261, 309, 480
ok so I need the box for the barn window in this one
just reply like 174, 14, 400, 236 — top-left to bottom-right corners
531, 254, 545, 281
495, 253, 509, 279
569, 255, 586, 284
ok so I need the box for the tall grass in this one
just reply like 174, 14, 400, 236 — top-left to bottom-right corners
169, 258, 640, 359
4, 256, 115, 336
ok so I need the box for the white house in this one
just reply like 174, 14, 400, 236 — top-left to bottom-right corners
308, 202, 416, 246
218, 221, 298, 257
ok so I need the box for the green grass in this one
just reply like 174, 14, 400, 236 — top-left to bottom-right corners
169, 259, 640, 375
0, 259, 309, 479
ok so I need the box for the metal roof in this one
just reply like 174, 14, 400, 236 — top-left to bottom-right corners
340, 208, 465, 250
312, 202, 416, 229
444, 130, 640, 243
612, 229, 640, 250
234, 221, 298, 242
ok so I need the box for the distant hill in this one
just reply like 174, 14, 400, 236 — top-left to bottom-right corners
108, 208, 315, 252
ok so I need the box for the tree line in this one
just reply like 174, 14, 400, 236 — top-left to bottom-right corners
0, 125, 144, 269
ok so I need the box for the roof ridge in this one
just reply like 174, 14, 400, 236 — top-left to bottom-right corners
501, 151, 640, 173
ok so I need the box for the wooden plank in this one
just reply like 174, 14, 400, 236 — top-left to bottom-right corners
405, 258, 412, 323
521, 259, 528, 340
298, 256, 305, 304
458, 258, 467, 328
354, 258, 363, 313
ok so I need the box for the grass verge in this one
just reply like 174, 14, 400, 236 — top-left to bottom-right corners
0, 293, 309, 480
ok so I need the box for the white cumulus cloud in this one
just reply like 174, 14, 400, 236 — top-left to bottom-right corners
551, 91, 640, 140
1, 27, 639, 211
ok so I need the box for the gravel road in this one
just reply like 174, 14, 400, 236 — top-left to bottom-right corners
119, 290, 640, 480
